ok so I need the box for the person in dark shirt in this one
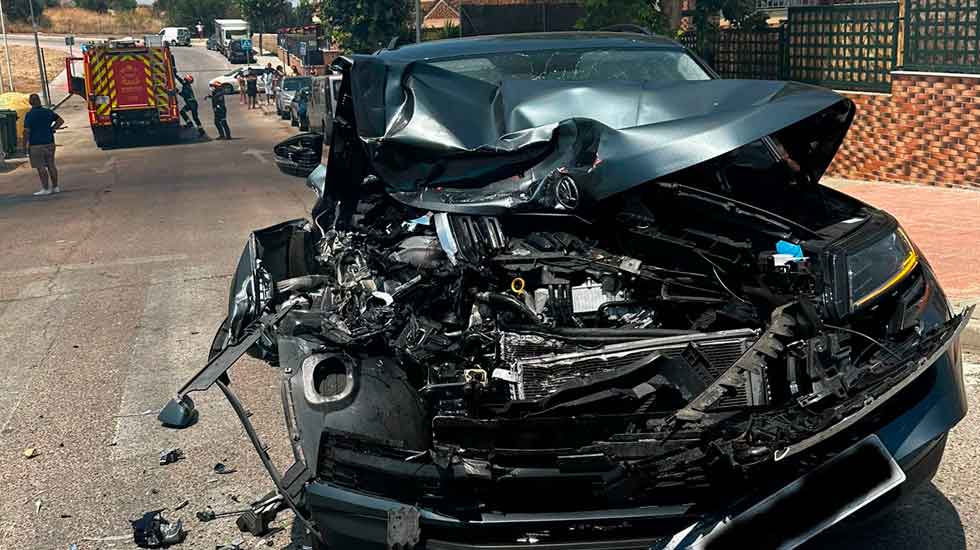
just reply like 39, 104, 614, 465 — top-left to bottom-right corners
175, 73, 204, 136
245, 70, 258, 109
23, 93, 64, 196
205, 82, 231, 140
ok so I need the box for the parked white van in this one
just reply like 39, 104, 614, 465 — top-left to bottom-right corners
159, 27, 191, 47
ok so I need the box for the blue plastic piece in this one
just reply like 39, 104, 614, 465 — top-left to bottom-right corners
776, 240, 804, 258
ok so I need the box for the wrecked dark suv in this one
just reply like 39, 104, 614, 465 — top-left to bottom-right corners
163, 33, 972, 549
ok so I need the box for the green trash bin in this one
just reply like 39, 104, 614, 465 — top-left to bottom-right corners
0, 110, 17, 156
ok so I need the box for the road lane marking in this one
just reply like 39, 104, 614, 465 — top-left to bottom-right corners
243, 149, 269, 164
0, 253, 189, 278
109, 274, 241, 461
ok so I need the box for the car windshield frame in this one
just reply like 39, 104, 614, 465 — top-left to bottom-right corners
421, 46, 713, 84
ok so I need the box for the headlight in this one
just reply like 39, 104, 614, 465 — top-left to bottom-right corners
847, 228, 918, 309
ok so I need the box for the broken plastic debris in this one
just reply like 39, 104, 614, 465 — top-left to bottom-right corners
23, 448, 38, 459
132, 510, 185, 548
159, 448, 184, 466
213, 462, 237, 475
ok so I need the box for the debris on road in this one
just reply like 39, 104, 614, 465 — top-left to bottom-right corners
34, 499, 41, 515
195, 506, 249, 522
214, 536, 243, 550
158, 447, 184, 466
172, 499, 189, 512
23, 447, 38, 459
212, 462, 236, 475
132, 510, 186, 548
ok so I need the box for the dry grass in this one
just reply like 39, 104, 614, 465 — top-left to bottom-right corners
9, 7, 165, 36
0, 45, 67, 94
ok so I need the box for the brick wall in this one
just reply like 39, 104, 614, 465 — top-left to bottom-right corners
826, 72, 980, 189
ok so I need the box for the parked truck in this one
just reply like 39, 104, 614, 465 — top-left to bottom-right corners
213, 19, 250, 60
65, 38, 180, 148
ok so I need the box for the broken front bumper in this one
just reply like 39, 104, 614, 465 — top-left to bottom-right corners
303, 311, 968, 550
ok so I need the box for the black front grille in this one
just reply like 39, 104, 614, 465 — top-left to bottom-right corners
502, 329, 757, 407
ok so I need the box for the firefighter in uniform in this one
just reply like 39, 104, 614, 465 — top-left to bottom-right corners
205, 81, 231, 140
175, 73, 205, 136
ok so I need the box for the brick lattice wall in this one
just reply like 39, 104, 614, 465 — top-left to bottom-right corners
826, 73, 980, 188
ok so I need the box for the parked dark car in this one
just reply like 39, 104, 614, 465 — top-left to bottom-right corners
289, 87, 310, 131
163, 32, 971, 550
227, 38, 254, 64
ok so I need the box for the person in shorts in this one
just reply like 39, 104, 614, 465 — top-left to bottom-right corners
23, 93, 64, 196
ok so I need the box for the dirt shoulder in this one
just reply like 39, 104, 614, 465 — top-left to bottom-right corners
0, 45, 66, 95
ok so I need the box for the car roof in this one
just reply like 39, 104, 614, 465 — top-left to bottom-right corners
378, 31, 685, 62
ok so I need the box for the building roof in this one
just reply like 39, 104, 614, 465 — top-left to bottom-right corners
424, 0, 461, 20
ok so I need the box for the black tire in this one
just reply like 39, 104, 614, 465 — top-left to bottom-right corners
222, 83, 234, 94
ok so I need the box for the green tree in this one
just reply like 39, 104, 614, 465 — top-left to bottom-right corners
111, 0, 138, 11
319, 0, 411, 53
76, 0, 110, 12
577, 0, 668, 35
238, 0, 289, 53
3, 0, 57, 22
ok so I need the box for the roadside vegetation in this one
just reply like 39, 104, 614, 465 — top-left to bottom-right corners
0, 45, 66, 94
8, 6, 164, 35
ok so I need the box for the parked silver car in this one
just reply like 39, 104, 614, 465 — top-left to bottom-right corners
276, 76, 312, 119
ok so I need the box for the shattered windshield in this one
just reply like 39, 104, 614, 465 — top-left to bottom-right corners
426, 48, 711, 83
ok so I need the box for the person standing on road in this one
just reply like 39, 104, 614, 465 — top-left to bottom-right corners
245, 70, 258, 109
176, 74, 205, 136
262, 63, 274, 104
23, 93, 64, 196
196, 21, 204, 38
205, 82, 231, 140
237, 71, 247, 105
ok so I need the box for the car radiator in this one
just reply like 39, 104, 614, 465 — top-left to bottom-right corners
501, 329, 759, 408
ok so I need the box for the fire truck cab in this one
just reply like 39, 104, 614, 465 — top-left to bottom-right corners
67, 39, 181, 148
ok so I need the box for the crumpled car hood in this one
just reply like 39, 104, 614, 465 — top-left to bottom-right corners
347, 55, 854, 213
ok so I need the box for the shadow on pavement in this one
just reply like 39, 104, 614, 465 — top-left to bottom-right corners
802, 482, 965, 550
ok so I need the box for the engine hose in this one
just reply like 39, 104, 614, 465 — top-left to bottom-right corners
476, 291, 541, 324
275, 275, 332, 294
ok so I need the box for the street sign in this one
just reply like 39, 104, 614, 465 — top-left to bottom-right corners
242, 39, 252, 51
298, 42, 307, 57
65, 36, 74, 46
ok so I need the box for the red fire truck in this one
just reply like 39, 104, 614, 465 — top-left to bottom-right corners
66, 39, 181, 148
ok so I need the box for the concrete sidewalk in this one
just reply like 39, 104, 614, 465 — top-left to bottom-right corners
825, 177, 980, 350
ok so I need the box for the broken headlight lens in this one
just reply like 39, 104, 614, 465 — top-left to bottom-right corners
847, 228, 917, 309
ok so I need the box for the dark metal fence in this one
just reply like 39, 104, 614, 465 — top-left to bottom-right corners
905, 0, 980, 73
460, 2, 586, 36
785, 2, 900, 92
715, 27, 787, 79
683, 3, 899, 91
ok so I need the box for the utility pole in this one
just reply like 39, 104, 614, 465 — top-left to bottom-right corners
415, 0, 422, 43
28, 0, 50, 105
0, 0, 14, 91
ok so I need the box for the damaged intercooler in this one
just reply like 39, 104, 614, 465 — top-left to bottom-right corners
501, 329, 763, 409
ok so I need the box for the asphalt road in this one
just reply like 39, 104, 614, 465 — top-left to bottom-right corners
0, 43, 979, 550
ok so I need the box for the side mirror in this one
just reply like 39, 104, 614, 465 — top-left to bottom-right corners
273, 132, 323, 179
